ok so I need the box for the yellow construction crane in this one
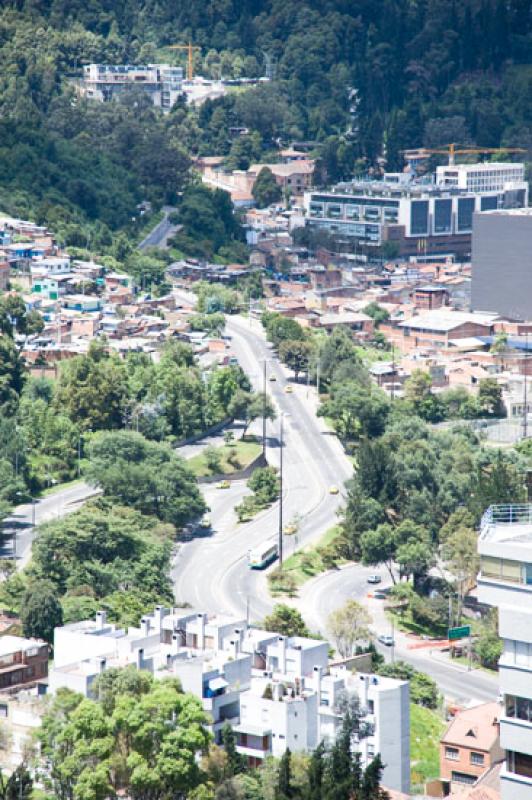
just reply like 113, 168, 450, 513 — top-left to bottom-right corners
168, 42, 201, 81
420, 143, 526, 166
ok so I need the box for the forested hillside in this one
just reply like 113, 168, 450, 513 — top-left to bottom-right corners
3, 0, 532, 243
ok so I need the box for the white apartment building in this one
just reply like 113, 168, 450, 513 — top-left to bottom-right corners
436, 162, 526, 195
49, 609, 410, 794
81, 64, 184, 111
477, 504, 532, 799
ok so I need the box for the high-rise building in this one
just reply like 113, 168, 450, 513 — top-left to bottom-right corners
472, 208, 532, 321
477, 504, 532, 799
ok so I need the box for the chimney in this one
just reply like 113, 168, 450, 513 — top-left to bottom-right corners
95, 610, 107, 630
313, 665, 322, 706
140, 617, 150, 637
171, 633, 180, 654
278, 636, 286, 673
99, 658, 107, 673
359, 674, 369, 707
154, 605, 169, 631
136, 648, 144, 669
197, 613, 206, 651
229, 638, 240, 658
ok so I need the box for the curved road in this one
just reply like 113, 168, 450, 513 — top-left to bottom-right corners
173, 313, 352, 620
297, 563, 498, 704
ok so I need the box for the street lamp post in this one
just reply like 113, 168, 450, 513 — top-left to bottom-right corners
261, 358, 269, 457
278, 412, 287, 568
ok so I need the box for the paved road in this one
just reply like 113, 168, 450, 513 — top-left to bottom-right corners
2, 482, 97, 566
173, 310, 353, 620
138, 206, 179, 251
298, 563, 499, 704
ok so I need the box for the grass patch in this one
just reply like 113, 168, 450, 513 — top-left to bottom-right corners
39, 478, 84, 498
187, 436, 261, 478
386, 608, 448, 640
410, 704, 445, 792
354, 345, 392, 364
269, 525, 343, 595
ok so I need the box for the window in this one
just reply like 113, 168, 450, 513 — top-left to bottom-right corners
470, 752, 484, 766
508, 750, 532, 779
457, 198, 475, 232
410, 201, 429, 235
506, 694, 532, 722
446, 747, 459, 761
451, 772, 476, 785
434, 199, 452, 233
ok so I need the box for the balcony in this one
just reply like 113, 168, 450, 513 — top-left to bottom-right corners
479, 504, 532, 541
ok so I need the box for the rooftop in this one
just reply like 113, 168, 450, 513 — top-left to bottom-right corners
441, 702, 500, 752
399, 310, 499, 332
0, 636, 46, 656
479, 504, 532, 544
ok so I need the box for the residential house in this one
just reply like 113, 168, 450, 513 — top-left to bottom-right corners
440, 703, 503, 793
49, 608, 410, 795
0, 636, 49, 693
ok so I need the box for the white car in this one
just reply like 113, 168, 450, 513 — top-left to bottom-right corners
367, 575, 381, 584
378, 634, 394, 647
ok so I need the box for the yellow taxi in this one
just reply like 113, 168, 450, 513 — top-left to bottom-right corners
329, 485, 339, 495
284, 385, 293, 394
283, 523, 297, 535
217, 480, 230, 490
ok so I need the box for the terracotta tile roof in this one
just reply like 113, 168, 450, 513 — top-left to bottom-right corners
442, 702, 500, 752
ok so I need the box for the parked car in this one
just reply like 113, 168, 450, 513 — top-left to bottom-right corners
378, 634, 394, 647
284, 385, 293, 393
329, 485, 339, 495
217, 480, 230, 489
367, 575, 381, 584
373, 591, 387, 600
269, 374, 277, 381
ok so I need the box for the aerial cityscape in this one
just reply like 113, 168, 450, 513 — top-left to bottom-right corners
1, 2, 532, 799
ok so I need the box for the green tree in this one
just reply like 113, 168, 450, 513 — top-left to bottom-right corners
276, 749, 293, 800
0, 765, 33, 800
477, 378, 505, 417
21, 579, 63, 644
362, 302, 389, 327
263, 605, 310, 637
0, 336, 25, 415
279, 340, 312, 382
248, 466, 279, 504
327, 600, 372, 659
377, 661, 439, 708
252, 167, 282, 209
221, 724, 246, 777
38, 676, 211, 800
86, 431, 205, 527
360, 524, 397, 583
54, 339, 128, 431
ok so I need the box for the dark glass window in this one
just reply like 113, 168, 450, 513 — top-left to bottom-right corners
481, 195, 498, 211
411, 201, 429, 235
457, 198, 475, 231
434, 199, 452, 233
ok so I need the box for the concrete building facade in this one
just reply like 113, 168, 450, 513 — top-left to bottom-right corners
477, 504, 532, 799
472, 209, 532, 321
